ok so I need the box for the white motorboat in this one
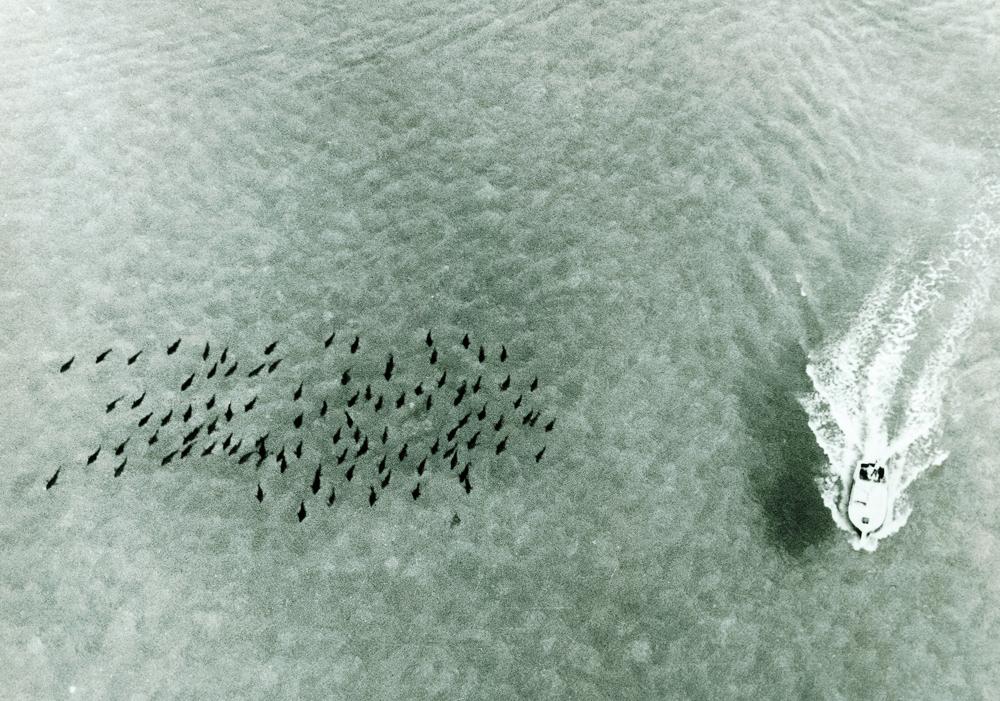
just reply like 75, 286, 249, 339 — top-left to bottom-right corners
847, 461, 890, 537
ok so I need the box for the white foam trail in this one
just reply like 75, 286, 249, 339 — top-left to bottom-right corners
801, 184, 1000, 551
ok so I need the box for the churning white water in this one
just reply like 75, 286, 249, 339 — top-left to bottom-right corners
802, 179, 1000, 551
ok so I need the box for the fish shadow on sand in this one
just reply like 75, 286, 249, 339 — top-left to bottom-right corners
737, 341, 833, 558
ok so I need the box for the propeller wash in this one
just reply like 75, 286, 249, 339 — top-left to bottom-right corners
801, 179, 1000, 551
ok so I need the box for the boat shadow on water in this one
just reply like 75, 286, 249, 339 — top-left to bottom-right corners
736, 341, 834, 558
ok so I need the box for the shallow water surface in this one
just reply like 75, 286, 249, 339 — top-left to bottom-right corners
2, 0, 999, 698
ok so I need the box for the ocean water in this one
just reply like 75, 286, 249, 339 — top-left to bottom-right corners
2, 0, 999, 698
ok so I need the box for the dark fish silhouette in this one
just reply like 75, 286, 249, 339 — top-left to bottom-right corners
87, 446, 101, 464
59, 357, 75, 373
472, 376, 482, 393
426, 330, 433, 347
530, 377, 539, 392
114, 459, 126, 477
183, 424, 202, 444
180, 373, 195, 391
453, 385, 467, 407
377, 456, 386, 473
127, 350, 142, 365
356, 437, 369, 457
478, 345, 485, 363
513, 394, 523, 409
180, 443, 194, 459
493, 414, 505, 431
96, 348, 112, 363
297, 501, 307, 522
224, 362, 238, 377
336, 447, 348, 465
207, 416, 219, 435
202, 341, 210, 361
225, 403, 234, 422
462, 478, 472, 494
167, 338, 181, 355
320, 399, 328, 417
462, 333, 470, 349
466, 431, 480, 450
529, 412, 540, 428
381, 426, 388, 444
137, 411, 153, 427
347, 390, 359, 407
438, 369, 447, 387
365, 384, 372, 401
522, 410, 534, 426
294, 441, 303, 459
244, 396, 257, 412
219, 347, 228, 364
429, 348, 438, 364
395, 392, 406, 409
430, 437, 440, 455
327, 486, 336, 506
222, 433, 233, 450
383, 354, 394, 381
477, 403, 488, 421
131, 392, 146, 409
106, 395, 125, 413
499, 374, 511, 391
458, 463, 470, 482
350, 335, 360, 353
228, 439, 242, 456
183, 404, 193, 422
255, 433, 268, 448
279, 457, 289, 473
425, 394, 433, 411
332, 426, 342, 444
276, 446, 286, 462
535, 446, 546, 462
115, 437, 129, 456
398, 443, 408, 461
442, 444, 456, 460
45, 468, 60, 490
311, 464, 322, 494
293, 383, 303, 401
412, 483, 421, 499
413, 382, 423, 396
416, 457, 426, 476
450, 452, 459, 469
293, 413, 303, 429
500, 345, 508, 362
446, 425, 459, 442
344, 410, 354, 428
206, 394, 216, 410
381, 470, 391, 488
267, 358, 282, 373
161, 450, 177, 466
201, 442, 216, 456
345, 464, 355, 481
352, 426, 361, 443
248, 363, 265, 378
369, 487, 378, 507
374, 395, 383, 411
457, 412, 471, 428
495, 436, 508, 455
324, 331, 336, 348
256, 484, 264, 502
264, 340, 278, 355
340, 369, 351, 385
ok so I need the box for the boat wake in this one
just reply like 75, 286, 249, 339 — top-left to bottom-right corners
801, 180, 1000, 551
